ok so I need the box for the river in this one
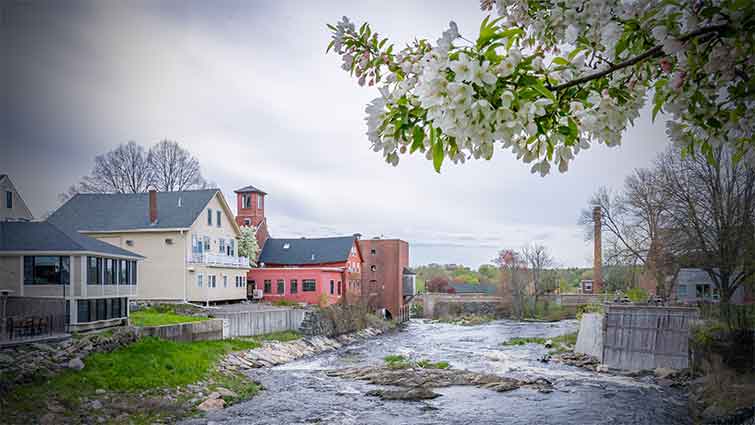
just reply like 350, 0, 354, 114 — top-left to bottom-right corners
183, 319, 691, 425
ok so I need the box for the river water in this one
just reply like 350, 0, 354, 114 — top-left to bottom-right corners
184, 319, 691, 425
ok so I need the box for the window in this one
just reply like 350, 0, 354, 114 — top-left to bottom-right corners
216, 211, 221, 227
24, 256, 70, 285
5, 191, 12, 209
197, 274, 203, 288
257, 195, 263, 209
104, 259, 113, 284
277, 279, 285, 294
330, 280, 335, 294
338, 281, 342, 295
303, 279, 316, 292
229, 239, 235, 256
250, 280, 256, 290
370, 265, 377, 272
203, 236, 210, 251
207, 208, 212, 225
283, 243, 290, 250
119, 260, 127, 284
242, 194, 251, 209
264, 280, 272, 293
77, 300, 90, 323
87, 256, 100, 285
209, 275, 217, 288
677, 285, 688, 296
223, 275, 228, 288
370, 248, 376, 255
290, 279, 298, 294
244, 218, 251, 226
219, 238, 226, 254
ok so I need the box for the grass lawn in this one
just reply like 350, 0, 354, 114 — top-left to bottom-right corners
129, 308, 208, 327
2, 337, 261, 422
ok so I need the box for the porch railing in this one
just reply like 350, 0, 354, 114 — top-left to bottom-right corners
188, 253, 250, 268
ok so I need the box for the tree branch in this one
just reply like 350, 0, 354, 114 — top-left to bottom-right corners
553, 24, 730, 92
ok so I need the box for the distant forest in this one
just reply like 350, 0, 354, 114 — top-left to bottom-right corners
413, 263, 645, 294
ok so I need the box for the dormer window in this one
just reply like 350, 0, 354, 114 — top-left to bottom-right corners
5, 191, 11, 209
207, 208, 212, 225
216, 210, 221, 227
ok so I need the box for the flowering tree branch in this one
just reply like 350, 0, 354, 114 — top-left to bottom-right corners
327, 1, 754, 176
554, 24, 732, 92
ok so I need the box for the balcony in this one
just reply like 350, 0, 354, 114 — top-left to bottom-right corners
188, 253, 250, 269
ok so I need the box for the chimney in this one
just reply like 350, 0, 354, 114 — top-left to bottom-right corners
593, 206, 603, 293
353, 233, 362, 240
149, 190, 158, 224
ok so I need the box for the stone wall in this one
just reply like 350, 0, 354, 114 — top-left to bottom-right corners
575, 313, 604, 361
299, 304, 382, 337
416, 294, 505, 319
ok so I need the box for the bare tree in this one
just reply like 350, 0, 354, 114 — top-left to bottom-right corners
494, 249, 528, 319
148, 140, 207, 192
60, 141, 152, 202
521, 243, 554, 305
657, 146, 755, 309
579, 168, 673, 294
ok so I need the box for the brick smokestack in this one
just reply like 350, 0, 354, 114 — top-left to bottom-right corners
593, 206, 603, 293
149, 189, 158, 224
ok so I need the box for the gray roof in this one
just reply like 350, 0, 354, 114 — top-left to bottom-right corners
449, 282, 498, 294
0, 221, 141, 258
234, 185, 266, 195
259, 236, 356, 265
48, 190, 218, 232
676, 268, 717, 285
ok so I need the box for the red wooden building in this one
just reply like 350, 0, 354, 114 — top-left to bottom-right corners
235, 186, 363, 306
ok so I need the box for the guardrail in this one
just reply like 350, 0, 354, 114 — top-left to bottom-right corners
188, 253, 250, 268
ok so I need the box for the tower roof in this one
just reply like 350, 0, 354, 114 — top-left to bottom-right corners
234, 184, 267, 195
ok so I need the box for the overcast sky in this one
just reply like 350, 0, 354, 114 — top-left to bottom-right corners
1, 1, 669, 268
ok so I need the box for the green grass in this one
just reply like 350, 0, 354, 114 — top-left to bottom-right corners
416, 359, 450, 369
502, 336, 547, 346
247, 330, 302, 343
129, 308, 208, 327
384, 354, 407, 364
3, 337, 261, 422
502, 332, 578, 353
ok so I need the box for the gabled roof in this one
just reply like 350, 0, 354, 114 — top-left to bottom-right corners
259, 236, 356, 265
676, 268, 717, 285
0, 221, 142, 258
48, 190, 220, 232
234, 185, 266, 195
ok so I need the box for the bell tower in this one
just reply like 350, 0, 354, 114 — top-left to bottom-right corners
235, 185, 266, 227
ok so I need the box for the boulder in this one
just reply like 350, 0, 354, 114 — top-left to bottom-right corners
366, 387, 441, 401
214, 387, 238, 399
654, 367, 676, 380
197, 398, 225, 412
67, 357, 85, 370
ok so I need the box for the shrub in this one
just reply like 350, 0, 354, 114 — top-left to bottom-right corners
626, 287, 649, 303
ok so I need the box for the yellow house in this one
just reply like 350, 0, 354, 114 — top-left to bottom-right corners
48, 189, 250, 304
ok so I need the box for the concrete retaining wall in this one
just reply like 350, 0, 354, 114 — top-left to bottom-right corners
138, 318, 224, 342
575, 313, 604, 361
214, 309, 306, 338
540, 294, 608, 306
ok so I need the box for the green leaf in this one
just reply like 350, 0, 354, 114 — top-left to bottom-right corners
552, 57, 569, 66
531, 80, 556, 102
567, 47, 585, 60
431, 128, 444, 173
411, 126, 425, 153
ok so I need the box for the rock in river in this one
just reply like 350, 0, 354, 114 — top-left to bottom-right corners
366, 387, 441, 401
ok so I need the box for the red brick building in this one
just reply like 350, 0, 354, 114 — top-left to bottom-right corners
358, 238, 414, 320
235, 185, 362, 306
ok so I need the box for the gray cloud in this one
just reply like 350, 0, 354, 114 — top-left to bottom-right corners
1, 0, 669, 268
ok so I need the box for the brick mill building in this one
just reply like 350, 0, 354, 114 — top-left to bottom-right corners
358, 238, 415, 321
234, 185, 363, 307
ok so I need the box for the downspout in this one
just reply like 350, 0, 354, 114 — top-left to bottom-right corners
181, 229, 187, 303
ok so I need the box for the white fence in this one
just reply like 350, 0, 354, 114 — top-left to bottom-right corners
188, 253, 249, 268
213, 309, 307, 337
